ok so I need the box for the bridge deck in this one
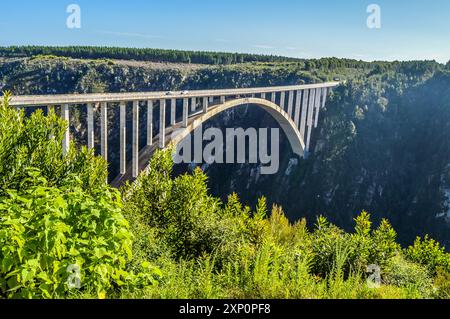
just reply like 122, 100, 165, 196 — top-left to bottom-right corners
9, 82, 340, 106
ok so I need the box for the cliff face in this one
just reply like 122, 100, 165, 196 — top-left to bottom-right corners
1, 56, 449, 247
198, 72, 450, 247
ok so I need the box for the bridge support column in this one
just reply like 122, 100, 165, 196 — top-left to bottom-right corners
280, 92, 286, 109
321, 88, 328, 108
313, 88, 322, 128
159, 99, 166, 148
220, 96, 226, 104
147, 100, 153, 146
191, 97, 196, 112
170, 98, 176, 126
299, 90, 309, 140
294, 90, 302, 127
100, 102, 108, 161
261, 92, 266, 100
287, 91, 294, 117
314, 88, 328, 128
203, 97, 208, 113
271, 92, 276, 104
87, 103, 94, 150
305, 89, 316, 153
209, 96, 214, 103
182, 98, 188, 128
120, 102, 126, 175
62, 104, 70, 155
132, 101, 139, 178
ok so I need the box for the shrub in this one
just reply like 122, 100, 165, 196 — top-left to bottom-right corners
123, 149, 233, 260
383, 255, 434, 298
0, 175, 135, 298
310, 215, 347, 276
0, 92, 107, 194
404, 235, 450, 275
434, 267, 450, 299
0, 93, 159, 299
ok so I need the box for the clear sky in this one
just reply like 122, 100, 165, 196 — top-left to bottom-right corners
0, 0, 449, 63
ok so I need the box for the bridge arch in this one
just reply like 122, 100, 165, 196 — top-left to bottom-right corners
167, 97, 306, 157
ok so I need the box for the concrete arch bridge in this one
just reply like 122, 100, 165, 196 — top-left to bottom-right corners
10, 82, 340, 185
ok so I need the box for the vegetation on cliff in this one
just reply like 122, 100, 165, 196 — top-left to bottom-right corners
1, 94, 449, 299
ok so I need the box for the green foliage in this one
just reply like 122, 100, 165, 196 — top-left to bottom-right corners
0, 96, 159, 299
0, 92, 107, 194
0, 178, 135, 298
123, 149, 232, 260
119, 150, 450, 299
383, 255, 434, 298
1, 49, 449, 299
30, 54, 69, 61
309, 212, 398, 278
434, 267, 450, 299
0, 45, 301, 65
405, 236, 450, 275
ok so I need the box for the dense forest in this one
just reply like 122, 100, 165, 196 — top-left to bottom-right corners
0, 48, 449, 299
0, 45, 302, 65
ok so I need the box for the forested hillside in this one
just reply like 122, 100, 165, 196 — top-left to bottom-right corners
1, 48, 450, 299
0, 51, 448, 249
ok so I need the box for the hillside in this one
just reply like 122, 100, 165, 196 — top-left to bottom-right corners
0, 51, 448, 249
1, 47, 450, 299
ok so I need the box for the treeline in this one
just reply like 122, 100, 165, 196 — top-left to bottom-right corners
1, 46, 444, 72
0, 46, 302, 65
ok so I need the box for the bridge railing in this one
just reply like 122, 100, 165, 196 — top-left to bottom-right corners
9, 82, 340, 180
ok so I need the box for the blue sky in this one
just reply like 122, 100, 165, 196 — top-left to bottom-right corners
0, 0, 449, 63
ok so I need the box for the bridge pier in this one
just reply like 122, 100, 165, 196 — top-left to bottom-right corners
62, 104, 70, 155
314, 88, 328, 128
294, 90, 302, 127
147, 100, 153, 146
220, 96, 226, 104
170, 98, 176, 126
132, 101, 139, 178
287, 91, 294, 117
182, 98, 189, 128
159, 99, 166, 149
203, 97, 209, 113
120, 102, 127, 175
87, 103, 95, 150
100, 102, 108, 161
313, 89, 322, 130
299, 90, 309, 140
271, 92, 276, 103
191, 97, 196, 112
280, 91, 286, 110
305, 89, 316, 153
